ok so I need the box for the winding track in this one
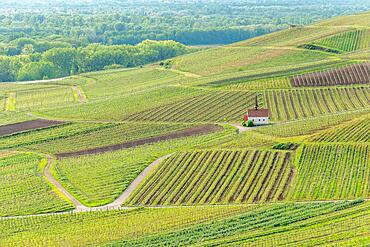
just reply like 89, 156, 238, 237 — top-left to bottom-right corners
44, 154, 173, 212
44, 157, 89, 211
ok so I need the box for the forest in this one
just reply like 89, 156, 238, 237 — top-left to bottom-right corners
0, 40, 189, 82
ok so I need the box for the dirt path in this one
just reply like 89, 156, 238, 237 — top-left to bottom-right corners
72, 86, 86, 103
44, 157, 89, 211
0, 119, 66, 137
56, 124, 222, 158
99, 153, 173, 209
4, 93, 16, 111
229, 123, 252, 133
44, 154, 172, 212
3, 76, 70, 84
156, 67, 202, 78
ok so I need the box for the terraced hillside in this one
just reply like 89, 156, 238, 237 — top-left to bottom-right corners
0, 11, 369, 246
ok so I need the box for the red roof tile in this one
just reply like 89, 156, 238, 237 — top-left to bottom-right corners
248, 108, 269, 117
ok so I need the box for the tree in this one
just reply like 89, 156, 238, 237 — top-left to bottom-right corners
17, 61, 58, 81
42, 48, 78, 77
0, 56, 16, 82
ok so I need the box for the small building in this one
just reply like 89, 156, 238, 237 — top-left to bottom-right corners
244, 96, 270, 125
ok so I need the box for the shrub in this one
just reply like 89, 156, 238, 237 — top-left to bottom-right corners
273, 142, 297, 150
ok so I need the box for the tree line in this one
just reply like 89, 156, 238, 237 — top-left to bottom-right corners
1, 0, 367, 48
0, 40, 189, 82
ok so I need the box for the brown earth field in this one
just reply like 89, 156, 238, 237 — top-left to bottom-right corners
0, 119, 66, 137
56, 124, 223, 158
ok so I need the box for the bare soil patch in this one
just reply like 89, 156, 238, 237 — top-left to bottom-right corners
56, 124, 222, 158
0, 119, 65, 137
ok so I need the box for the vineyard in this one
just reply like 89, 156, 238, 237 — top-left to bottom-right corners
172, 47, 329, 76
53, 128, 234, 206
126, 90, 257, 123
38, 85, 201, 121
238, 201, 369, 246
127, 86, 370, 123
233, 26, 352, 47
310, 116, 370, 143
310, 29, 370, 52
14, 87, 78, 110
0, 153, 73, 216
0, 200, 366, 246
264, 86, 370, 121
290, 62, 370, 87
119, 200, 365, 246
255, 110, 370, 137
81, 67, 185, 100
0, 122, 194, 153
224, 77, 292, 90
0, 205, 251, 246
0, 11, 369, 246
287, 144, 370, 200
126, 149, 293, 205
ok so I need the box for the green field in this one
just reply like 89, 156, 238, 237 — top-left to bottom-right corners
172, 47, 329, 76
38, 86, 201, 121
80, 68, 187, 100
255, 109, 370, 137
0, 153, 73, 216
126, 90, 257, 123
